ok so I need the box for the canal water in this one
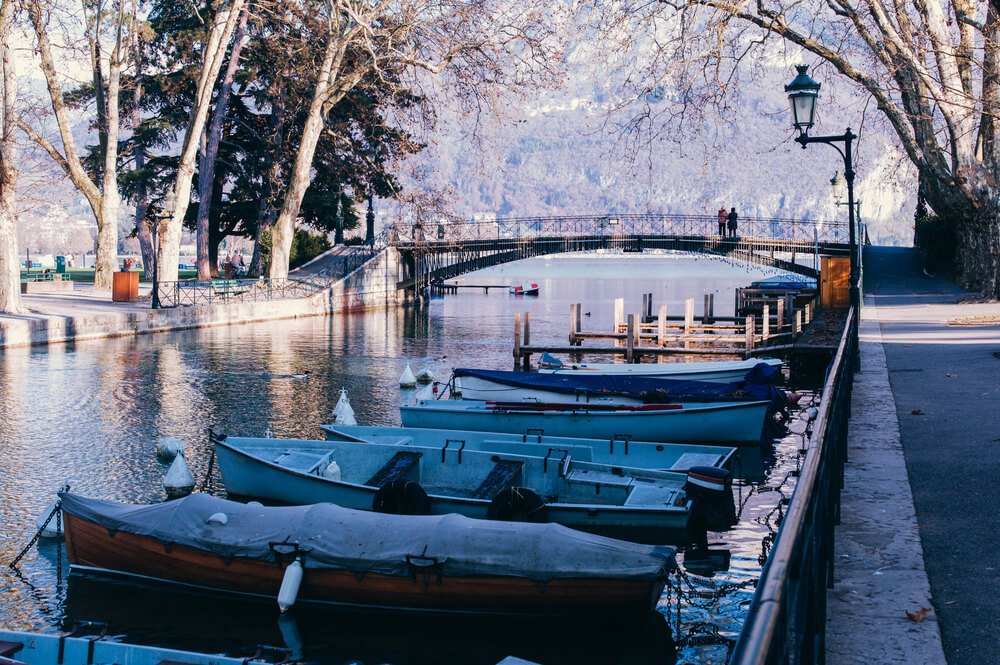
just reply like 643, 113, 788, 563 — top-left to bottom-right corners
0, 253, 811, 665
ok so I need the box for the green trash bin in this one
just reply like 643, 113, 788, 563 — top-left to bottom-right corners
55, 255, 66, 274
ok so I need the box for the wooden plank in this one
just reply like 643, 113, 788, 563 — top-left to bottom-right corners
626, 314, 635, 362
569, 303, 577, 344
762, 304, 770, 339
745, 315, 754, 357
657, 304, 667, 348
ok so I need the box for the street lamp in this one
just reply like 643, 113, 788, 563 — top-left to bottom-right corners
785, 65, 860, 312
831, 171, 863, 243
151, 191, 176, 309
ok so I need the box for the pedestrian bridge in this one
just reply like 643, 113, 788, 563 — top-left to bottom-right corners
387, 214, 851, 296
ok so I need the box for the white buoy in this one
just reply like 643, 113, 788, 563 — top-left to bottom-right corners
399, 363, 417, 388
36, 498, 63, 539
248, 501, 264, 508
155, 437, 185, 462
164, 453, 195, 498
416, 368, 435, 384
277, 557, 304, 612
335, 407, 357, 426
333, 388, 351, 418
322, 460, 341, 481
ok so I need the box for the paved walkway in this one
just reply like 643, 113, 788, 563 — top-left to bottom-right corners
828, 247, 1000, 664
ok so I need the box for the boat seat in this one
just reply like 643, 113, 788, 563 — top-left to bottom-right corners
0, 643, 23, 659
624, 481, 683, 507
274, 451, 327, 473
472, 459, 524, 499
365, 451, 422, 487
669, 453, 727, 472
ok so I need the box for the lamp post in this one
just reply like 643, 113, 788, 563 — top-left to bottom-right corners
785, 65, 860, 312
152, 191, 176, 310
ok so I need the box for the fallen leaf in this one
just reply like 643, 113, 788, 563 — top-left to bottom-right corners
945, 373, 959, 378
905, 607, 931, 622
911, 409, 925, 415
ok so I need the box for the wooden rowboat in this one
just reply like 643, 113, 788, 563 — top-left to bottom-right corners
61, 493, 674, 617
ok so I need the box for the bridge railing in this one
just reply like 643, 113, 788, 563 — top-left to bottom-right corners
729, 307, 858, 664
391, 214, 849, 246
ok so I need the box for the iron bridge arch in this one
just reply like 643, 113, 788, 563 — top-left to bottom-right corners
390, 214, 851, 294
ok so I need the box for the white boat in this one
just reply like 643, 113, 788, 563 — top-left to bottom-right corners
537, 356, 783, 383
399, 399, 770, 444
321, 424, 736, 471
509, 283, 539, 295
0, 628, 256, 665
212, 434, 729, 543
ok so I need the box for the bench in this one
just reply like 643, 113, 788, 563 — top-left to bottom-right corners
472, 459, 524, 499
366, 451, 422, 487
211, 279, 249, 298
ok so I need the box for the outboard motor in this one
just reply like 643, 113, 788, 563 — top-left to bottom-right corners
685, 466, 737, 551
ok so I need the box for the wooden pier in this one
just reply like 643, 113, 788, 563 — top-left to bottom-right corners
431, 281, 507, 294
512, 293, 816, 368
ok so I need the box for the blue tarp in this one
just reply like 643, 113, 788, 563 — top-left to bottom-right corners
453, 367, 782, 406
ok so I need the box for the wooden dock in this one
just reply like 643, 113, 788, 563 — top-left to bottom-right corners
512, 293, 816, 368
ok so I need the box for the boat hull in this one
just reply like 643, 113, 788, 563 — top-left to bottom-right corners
0, 629, 246, 665
63, 511, 663, 616
215, 439, 693, 543
399, 400, 768, 444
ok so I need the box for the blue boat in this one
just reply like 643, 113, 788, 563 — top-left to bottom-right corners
212, 433, 728, 544
0, 629, 255, 665
536, 356, 782, 382
321, 424, 736, 471
399, 399, 770, 444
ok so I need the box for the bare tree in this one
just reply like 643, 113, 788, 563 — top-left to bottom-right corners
155, 0, 246, 285
265, 0, 560, 279
0, 0, 20, 313
19, 0, 138, 290
605, 0, 1000, 295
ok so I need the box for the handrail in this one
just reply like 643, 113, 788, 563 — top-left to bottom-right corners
729, 306, 858, 664
388, 214, 850, 245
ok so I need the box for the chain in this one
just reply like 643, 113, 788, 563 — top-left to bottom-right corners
8, 485, 68, 570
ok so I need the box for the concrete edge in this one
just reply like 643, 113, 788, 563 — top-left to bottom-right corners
825, 297, 947, 664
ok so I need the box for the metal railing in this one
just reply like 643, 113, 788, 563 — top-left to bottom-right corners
153, 277, 327, 308
390, 214, 850, 246
730, 307, 858, 664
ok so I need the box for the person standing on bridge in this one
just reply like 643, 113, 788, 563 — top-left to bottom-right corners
727, 208, 739, 238
717, 207, 727, 236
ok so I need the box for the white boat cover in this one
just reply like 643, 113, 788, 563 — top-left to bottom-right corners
61, 493, 674, 582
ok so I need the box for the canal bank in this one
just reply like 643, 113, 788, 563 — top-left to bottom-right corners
0, 250, 402, 349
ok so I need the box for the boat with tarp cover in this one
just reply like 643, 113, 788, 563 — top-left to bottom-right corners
449, 367, 788, 411
400, 398, 770, 444
536, 355, 782, 382
60, 493, 675, 616
212, 434, 721, 543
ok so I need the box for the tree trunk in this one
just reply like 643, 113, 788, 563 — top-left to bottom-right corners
955, 206, 1000, 297
158, 0, 246, 285
195, 7, 248, 281
94, 48, 124, 290
0, 0, 20, 314
268, 33, 342, 280
250, 86, 288, 278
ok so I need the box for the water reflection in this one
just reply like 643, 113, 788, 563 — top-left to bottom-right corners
64, 575, 677, 665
